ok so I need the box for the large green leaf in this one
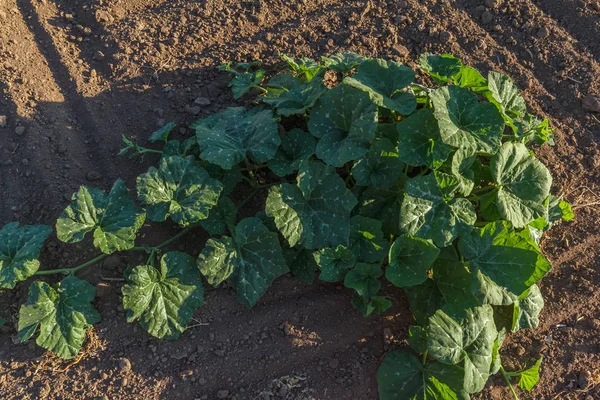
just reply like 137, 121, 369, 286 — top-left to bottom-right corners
490, 142, 552, 228
397, 109, 452, 169
486, 72, 526, 122
262, 75, 327, 116
122, 252, 204, 339
386, 235, 440, 288
343, 263, 382, 298
404, 279, 446, 325
349, 216, 389, 263
283, 246, 318, 284
198, 196, 236, 236
352, 138, 404, 189
513, 284, 544, 331
321, 52, 367, 75
458, 221, 551, 296
18, 276, 100, 359
0, 223, 52, 289
308, 84, 378, 167
419, 54, 462, 84
266, 161, 357, 249
267, 128, 316, 177
453, 67, 488, 93
192, 107, 280, 169
344, 59, 416, 114
355, 176, 407, 236
137, 156, 223, 226
428, 305, 497, 393
377, 350, 468, 400
399, 173, 477, 247
450, 148, 477, 197
56, 179, 146, 254
430, 85, 504, 154
198, 217, 288, 308
314, 245, 356, 282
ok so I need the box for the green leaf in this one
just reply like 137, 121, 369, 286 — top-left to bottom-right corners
122, 252, 204, 339
490, 329, 506, 375
314, 245, 356, 282
517, 356, 543, 391
352, 138, 404, 188
454, 66, 488, 93
349, 216, 389, 263
377, 350, 468, 400
267, 128, 316, 177
386, 235, 439, 288
399, 173, 477, 247
0, 223, 52, 289
230, 70, 265, 99
266, 161, 357, 249
198, 217, 288, 308
352, 294, 392, 316
308, 84, 378, 167
404, 279, 446, 325
355, 176, 407, 236
397, 109, 452, 169
451, 148, 477, 197
458, 221, 551, 296
418, 53, 462, 84
344, 263, 382, 298
199, 196, 236, 236
491, 142, 552, 228
0, 317, 5, 327
192, 107, 280, 169
344, 59, 416, 114
428, 305, 497, 393
162, 138, 200, 159
205, 164, 243, 195
430, 85, 504, 154
18, 276, 100, 359
281, 55, 323, 82
519, 114, 554, 146
408, 325, 428, 354
558, 200, 574, 221
471, 269, 518, 306
283, 246, 317, 284
149, 122, 176, 143
262, 75, 327, 116
486, 71, 527, 122
321, 52, 367, 75
137, 156, 223, 226
56, 179, 146, 254
513, 284, 544, 330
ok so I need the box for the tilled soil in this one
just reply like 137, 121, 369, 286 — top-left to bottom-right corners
0, 0, 599, 399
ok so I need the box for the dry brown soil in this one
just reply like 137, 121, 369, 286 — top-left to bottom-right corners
1, 0, 600, 399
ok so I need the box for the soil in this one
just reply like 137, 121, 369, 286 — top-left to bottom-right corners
0, 0, 599, 399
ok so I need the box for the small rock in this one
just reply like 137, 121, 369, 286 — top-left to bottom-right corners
95, 10, 113, 24
278, 385, 289, 396
582, 95, 600, 113
15, 125, 26, 136
272, 49, 280, 57
86, 171, 102, 181
329, 359, 339, 369
194, 97, 211, 106
578, 370, 591, 389
481, 10, 493, 24
392, 43, 410, 57
439, 31, 452, 42
536, 26, 549, 38
21, 158, 29, 166
217, 390, 229, 399
93, 51, 105, 60
397, 0, 408, 8
186, 106, 201, 116
0, 115, 6, 128
484, 0, 496, 8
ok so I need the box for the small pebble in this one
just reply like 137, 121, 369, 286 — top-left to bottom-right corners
578, 370, 591, 389
0, 115, 6, 128
536, 26, 549, 38
481, 10, 493, 24
194, 97, 211, 106
15, 125, 26, 135
217, 390, 229, 399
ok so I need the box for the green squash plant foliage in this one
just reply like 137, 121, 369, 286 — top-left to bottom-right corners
0, 52, 572, 399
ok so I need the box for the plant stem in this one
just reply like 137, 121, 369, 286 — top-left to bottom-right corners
471, 185, 496, 195
411, 83, 432, 93
422, 350, 429, 365
253, 181, 281, 189
138, 148, 163, 155
33, 253, 108, 276
33, 227, 195, 277
500, 366, 520, 400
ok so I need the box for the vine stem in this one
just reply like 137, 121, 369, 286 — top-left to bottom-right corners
422, 350, 428, 365
500, 366, 520, 400
471, 185, 497, 195
33, 226, 195, 277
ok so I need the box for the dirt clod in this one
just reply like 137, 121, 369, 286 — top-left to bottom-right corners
216, 389, 229, 399
582, 95, 600, 113
578, 370, 592, 389
0, 115, 6, 128
14, 125, 25, 136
